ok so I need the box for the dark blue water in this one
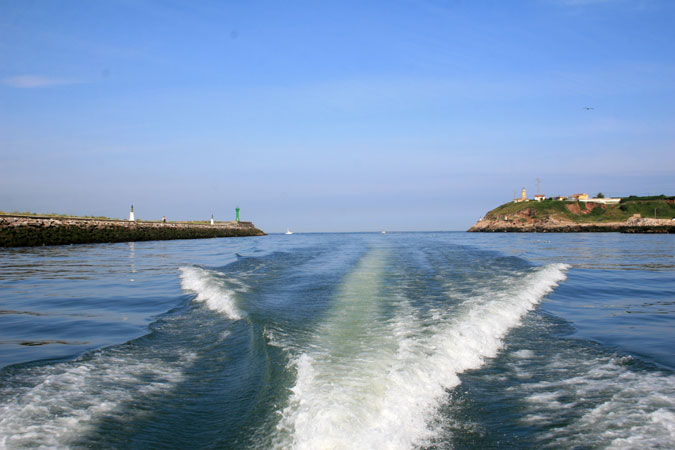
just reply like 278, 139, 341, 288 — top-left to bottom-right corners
1, 233, 673, 448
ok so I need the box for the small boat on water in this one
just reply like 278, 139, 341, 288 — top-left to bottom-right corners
285, 228, 293, 235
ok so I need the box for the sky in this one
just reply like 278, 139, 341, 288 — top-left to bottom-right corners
1, 0, 674, 232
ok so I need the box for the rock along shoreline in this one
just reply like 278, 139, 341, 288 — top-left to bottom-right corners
468, 216, 675, 233
0, 215, 266, 248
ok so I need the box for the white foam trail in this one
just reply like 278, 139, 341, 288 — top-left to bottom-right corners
513, 349, 536, 359
179, 266, 244, 320
520, 356, 675, 448
0, 350, 195, 449
275, 257, 569, 449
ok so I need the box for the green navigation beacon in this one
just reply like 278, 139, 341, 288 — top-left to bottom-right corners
235, 207, 240, 222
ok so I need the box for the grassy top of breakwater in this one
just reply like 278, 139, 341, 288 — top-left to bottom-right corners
0, 211, 240, 225
1, 211, 119, 220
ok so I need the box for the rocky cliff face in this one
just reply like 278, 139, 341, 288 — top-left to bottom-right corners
468, 213, 675, 233
0, 215, 266, 247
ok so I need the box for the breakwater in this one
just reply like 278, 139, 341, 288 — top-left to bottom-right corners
0, 215, 266, 248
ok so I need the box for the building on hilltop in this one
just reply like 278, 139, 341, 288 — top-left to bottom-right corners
534, 194, 546, 202
552, 193, 620, 203
580, 197, 621, 205
513, 187, 528, 203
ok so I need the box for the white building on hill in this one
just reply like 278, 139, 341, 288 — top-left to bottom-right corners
580, 197, 621, 204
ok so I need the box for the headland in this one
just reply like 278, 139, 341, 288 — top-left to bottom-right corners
0, 214, 266, 248
469, 195, 675, 233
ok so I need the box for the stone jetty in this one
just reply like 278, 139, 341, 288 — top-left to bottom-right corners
0, 214, 266, 248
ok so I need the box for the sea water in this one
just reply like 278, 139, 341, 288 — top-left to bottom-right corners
0, 232, 673, 448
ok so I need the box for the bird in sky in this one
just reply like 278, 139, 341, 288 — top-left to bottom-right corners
583, 106, 595, 110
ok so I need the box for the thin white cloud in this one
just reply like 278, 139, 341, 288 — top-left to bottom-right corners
2, 75, 85, 88
555, 0, 619, 4
552, 0, 655, 7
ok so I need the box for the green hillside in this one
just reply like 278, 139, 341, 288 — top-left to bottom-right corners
485, 195, 675, 223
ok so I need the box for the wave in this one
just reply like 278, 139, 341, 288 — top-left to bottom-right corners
179, 266, 245, 321
518, 353, 675, 448
0, 348, 195, 448
274, 252, 570, 449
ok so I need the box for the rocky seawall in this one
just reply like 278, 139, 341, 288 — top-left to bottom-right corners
468, 215, 675, 233
0, 215, 266, 248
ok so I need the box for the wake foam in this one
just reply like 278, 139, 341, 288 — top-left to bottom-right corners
275, 262, 570, 449
521, 355, 675, 448
179, 266, 244, 320
0, 348, 195, 448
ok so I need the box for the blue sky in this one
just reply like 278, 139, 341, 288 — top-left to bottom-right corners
1, 0, 674, 231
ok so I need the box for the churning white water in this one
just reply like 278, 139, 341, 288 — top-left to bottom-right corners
274, 249, 569, 449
